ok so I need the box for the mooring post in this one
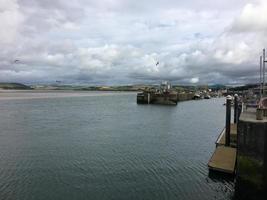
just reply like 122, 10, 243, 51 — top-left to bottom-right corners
225, 95, 232, 146
147, 93, 150, 104
234, 94, 238, 124
260, 56, 263, 98
263, 49, 266, 96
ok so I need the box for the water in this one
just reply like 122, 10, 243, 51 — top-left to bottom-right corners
0, 92, 234, 200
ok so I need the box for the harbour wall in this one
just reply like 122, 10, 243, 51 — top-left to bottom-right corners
208, 96, 267, 199
137, 92, 195, 104
177, 93, 195, 101
235, 111, 267, 199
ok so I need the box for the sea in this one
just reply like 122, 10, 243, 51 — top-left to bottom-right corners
0, 91, 234, 200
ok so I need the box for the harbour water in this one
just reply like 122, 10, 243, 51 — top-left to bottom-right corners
0, 91, 234, 200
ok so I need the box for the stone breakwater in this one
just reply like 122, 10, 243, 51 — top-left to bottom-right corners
137, 91, 195, 105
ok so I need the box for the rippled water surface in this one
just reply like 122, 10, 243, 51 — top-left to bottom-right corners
0, 92, 234, 200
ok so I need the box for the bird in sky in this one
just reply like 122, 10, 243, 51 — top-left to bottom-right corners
156, 61, 159, 66
14, 59, 20, 63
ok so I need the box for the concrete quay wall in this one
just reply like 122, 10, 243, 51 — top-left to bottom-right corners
236, 110, 267, 199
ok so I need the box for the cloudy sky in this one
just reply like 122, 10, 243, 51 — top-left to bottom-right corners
0, 0, 267, 85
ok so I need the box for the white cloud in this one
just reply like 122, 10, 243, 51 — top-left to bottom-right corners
231, 0, 267, 32
190, 77, 199, 84
0, 0, 24, 44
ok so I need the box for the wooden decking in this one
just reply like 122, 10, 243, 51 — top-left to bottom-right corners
208, 123, 237, 174
208, 146, 237, 174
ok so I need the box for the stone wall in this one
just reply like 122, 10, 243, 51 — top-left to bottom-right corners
177, 93, 194, 101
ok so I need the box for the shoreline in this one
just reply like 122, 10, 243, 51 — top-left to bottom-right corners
0, 90, 136, 100
0, 89, 138, 93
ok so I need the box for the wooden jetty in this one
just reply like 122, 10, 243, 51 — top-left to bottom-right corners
209, 124, 237, 174
208, 95, 238, 174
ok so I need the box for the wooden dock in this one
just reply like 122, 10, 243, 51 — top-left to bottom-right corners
208, 146, 237, 174
208, 96, 239, 174
209, 123, 237, 174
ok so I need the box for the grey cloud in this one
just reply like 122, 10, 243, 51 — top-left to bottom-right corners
0, 0, 266, 85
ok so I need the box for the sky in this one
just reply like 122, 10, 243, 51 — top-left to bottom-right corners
0, 0, 267, 85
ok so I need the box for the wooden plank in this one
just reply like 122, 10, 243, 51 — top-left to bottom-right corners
208, 146, 237, 174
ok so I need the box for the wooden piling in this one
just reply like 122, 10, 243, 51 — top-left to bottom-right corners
234, 94, 238, 124
260, 56, 263, 97
225, 95, 231, 146
263, 49, 266, 96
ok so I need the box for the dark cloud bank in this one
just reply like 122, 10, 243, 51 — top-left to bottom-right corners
0, 0, 267, 85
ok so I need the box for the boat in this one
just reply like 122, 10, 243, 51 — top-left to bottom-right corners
193, 93, 201, 100
204, 95, 211, 99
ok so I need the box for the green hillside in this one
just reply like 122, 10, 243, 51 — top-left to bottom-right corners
0, 83, 32, 90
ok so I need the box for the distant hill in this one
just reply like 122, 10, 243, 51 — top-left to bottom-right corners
0, 83, 32, 90
28, 83, 228, 92
172, 84, 227, 91
229, 84, 258, 91
209, 84, 227, 90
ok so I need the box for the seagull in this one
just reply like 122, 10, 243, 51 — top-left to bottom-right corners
14, 59, 20, 63
156, 61, 159, 66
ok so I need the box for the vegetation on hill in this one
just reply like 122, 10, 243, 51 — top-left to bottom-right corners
0, 83, 32, 90
0, 82, 229, 92
229, 84, 258, 91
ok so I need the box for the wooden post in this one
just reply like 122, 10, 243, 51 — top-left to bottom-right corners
263, 49, 266, 96
264, 48, 267, 97
260, 56, 263, 98
234, 94, 238, 124
225, 95, 232, 146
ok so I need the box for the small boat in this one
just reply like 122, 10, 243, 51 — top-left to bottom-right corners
204, 95, 211, 99
193, 94, 201, 100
